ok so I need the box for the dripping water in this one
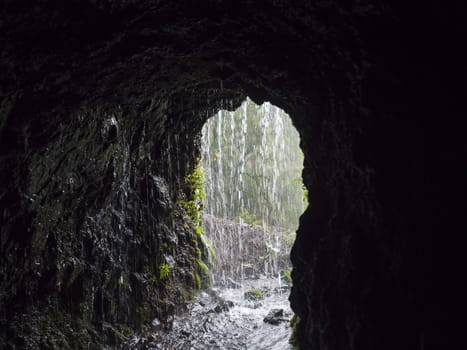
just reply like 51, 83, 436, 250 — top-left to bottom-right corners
201, 98, 306, 285
125, 98, 307, 349
199, 98, 306, 348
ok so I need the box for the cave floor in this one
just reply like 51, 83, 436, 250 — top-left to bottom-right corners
124, 278, 292, 349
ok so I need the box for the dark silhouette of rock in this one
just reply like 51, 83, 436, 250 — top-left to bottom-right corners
263, 309, 286, 325
213, 299, 234, 313
0, 1, 465, 349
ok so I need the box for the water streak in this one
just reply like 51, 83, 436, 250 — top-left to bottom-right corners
201, 98, 306, 286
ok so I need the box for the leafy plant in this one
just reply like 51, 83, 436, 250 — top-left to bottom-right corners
283, 268, 292, 282
195, 225, 204, 235
197, 260, 209, 274
159, 263, 170, 280
179, 159, 205, 235
201, 97, 307, 233
244, 288, 264, 301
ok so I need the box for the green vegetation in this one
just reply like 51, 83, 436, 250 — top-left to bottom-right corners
179, 159, 205, 235
202, 97, 307, 233
159, 263, 170, 280
244, 287, 264, 301
178, 160, 212, 291
283, 268, 292, 282
193, 272, 202, 290
197, 260, 209, 274
195, 225, 204, 235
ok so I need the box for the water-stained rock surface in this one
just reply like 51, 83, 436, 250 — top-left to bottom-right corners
1, 1, 466, 349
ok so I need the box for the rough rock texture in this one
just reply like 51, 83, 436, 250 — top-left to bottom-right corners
263, 308, 286, 325
0, 85, 213, 347
1, 0, 466, 349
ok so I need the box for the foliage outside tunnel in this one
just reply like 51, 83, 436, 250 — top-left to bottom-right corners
200, 98, 307, 284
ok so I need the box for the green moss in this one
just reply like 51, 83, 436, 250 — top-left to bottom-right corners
283, 268, 292, 282
159, 263, 170, 280
195, 246, 202, 259
174, 160, 214, 301
195, 225, 204, 235
197, 260, 209, 274
244, 288, 264, 301
179, 159, 205, 236
194, 272, 202, 290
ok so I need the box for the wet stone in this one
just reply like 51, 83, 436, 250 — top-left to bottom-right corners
244, 289, 264, 301
151, 318, 161, 329
213, 299, 234, 313
123, 278, 292, 349
263, 309, 286, 325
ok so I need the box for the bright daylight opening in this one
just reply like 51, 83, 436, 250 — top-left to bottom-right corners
198, 97, 308, 349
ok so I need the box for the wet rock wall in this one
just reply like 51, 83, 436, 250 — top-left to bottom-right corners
0, 93, 230, 348
1, 0, 466, 349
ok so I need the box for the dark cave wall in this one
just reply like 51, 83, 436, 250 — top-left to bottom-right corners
1, 0, 466, 349
0, 91, 226, 347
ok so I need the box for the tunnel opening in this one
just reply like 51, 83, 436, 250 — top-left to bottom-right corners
200, 97, 308, 286
1, 2, 458, 349
167, 97, 309, 348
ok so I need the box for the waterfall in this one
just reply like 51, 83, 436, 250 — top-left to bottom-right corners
124, 99, 306, 349
201, 98, 306, 286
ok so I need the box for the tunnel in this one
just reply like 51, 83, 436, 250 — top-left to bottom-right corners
0, 1, 466, 349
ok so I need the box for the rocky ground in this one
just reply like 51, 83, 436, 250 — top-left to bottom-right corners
122, 278, 292, 350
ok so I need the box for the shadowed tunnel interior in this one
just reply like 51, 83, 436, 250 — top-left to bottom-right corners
1, 1, 466, 349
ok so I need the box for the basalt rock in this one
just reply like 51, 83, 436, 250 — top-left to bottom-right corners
1, 1, 466, 349
263, 309, 286, 325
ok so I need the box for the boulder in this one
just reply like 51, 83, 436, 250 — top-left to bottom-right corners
263, 309, 286, 325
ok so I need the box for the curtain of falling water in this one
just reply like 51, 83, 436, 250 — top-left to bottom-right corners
201, 98, 307, 286
124, 99, 306, 350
